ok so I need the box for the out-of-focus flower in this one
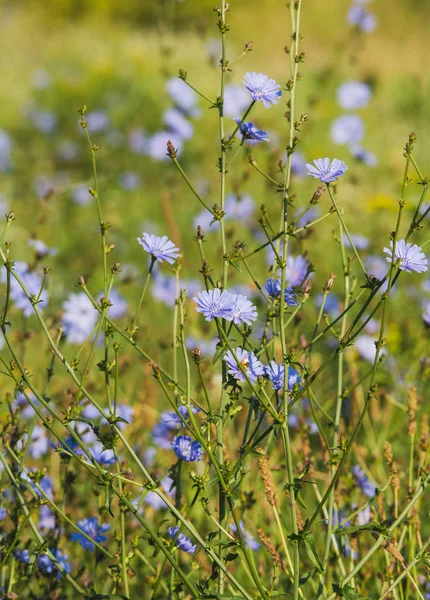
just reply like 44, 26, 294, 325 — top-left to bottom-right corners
350, 145, 378, 167
163, 108, 194, 140
128, 128, 149, 154
343, 233, 370, 250
57, 140, 79, 161
224, 84, 251, 118
291, 152, 308, 177
306, 158, 348, 183
186, 336, 218, 357
62, 292, 98, 344
85, 110, 110, 133
230, 521, 260, 550
422, 301, 430, 326
147, 132, 182, 161
72, 185, 92, 206
383, 240, 428, 274
348, 4, 377, 32
224, 347, 264, 384
331, 114, 364, 145
286, 255, 310, 287
235, 119, 269, 143
30, 68, 51, 89
71, 517, 111, 551
118, 172, 141, 191
1, 261, 48, 317
38, 549, 72, 579
166, 78, 199, 116
144, 475, 175, 509
352, 465, 376, 497
243, 72, 282, 108
31, 110, 57, 134
97, 288, 128, 319
171, 436, 203, 462
355, 335, 386, 362
39, 505, 56, 530
137, 233, 180, 264
337, 81, 371, 110
167, 526, 197, 553
28, 239, 57, 257
0, 129, 13, 172
0, 507, 6, 521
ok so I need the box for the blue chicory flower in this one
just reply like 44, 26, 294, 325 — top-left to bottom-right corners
383, 240, 428, 274
224, 348, 264, 384
234, 119, 269, 142
70, 517, 111, 552
306, 158, 348, 183
167, 526, 197, 553
242, 72, 282, 108
171, 436, 203, 462
137, 233, 180, 264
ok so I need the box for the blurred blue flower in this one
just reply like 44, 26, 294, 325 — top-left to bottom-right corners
422, 301, 430, 326
306, 158, 348, 183
352, 465, 376, 497
0, 129, 13, 172
331, 114, 364, 145
235, 119, 269, 142
166, 78, 199, 116
39, 505, 56, 530
137, 233, 180, 264
344, 233, 370, 250
1, 261, 48, 317
30, 68, 51, 89
118, 172, 141, 191
71, 517, 111, 551
147, 132, 182, 161
171, 436, 203, 462
224, 347, 264, 384
28, 238, 57, 257
286, 255, 310, 287
350, 145, 378, 166
264, 279, 298, 306
31, 110, 57, 134
243, 72, 282, 108
128, 128, 149, 155
144, 475, 175, 509
57, 140, 79, 161
71, 185, 92, 206
97, 287, 128, 319
163, 108, 194, 140
186, 336, 218, 357
85, 110, 110, 133
230, 521, 260, 550
224, 84, 251, 118
291, 152, 308, 177
62, 292, 98, 344
14, 549, 30, 564
193, 289, 235, 321
383, 240, 428, 274
348, 4, 377, 32
355, 335, 386, 362
167, 526, 197, 553
337, 81, 371, 110
38, 549, 71, 579
0, 507, 6, 521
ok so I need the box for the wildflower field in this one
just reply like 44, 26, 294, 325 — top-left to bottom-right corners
0, 0, 429, 598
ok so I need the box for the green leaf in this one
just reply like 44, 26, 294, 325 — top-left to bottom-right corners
303, 532, 324, 573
